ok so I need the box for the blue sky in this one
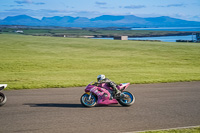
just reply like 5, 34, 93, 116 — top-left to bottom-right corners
0, 0, 200, 21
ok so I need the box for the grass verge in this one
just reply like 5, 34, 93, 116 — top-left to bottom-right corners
139, 126, 200, 133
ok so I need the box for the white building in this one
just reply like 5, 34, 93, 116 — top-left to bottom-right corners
15, 30, 24, 33
114, 36, 128, 40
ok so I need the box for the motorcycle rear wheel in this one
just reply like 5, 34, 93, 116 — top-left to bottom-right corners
80, 93, 97, 107
0, 92, 7, 106
117, 91, 135, 107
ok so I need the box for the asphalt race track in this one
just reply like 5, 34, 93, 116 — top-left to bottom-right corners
0, 82, 200, 133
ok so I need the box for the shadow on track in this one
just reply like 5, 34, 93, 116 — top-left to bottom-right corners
24, 103, 84, 108
24, 103, 122, 108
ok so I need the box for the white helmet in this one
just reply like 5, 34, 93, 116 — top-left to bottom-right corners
97, 74, 105, 82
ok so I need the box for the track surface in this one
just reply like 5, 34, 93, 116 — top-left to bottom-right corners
0, 82, 200, 133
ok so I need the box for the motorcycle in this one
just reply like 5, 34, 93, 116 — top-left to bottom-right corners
80, 82, 135, 107
0, 84, 7, 107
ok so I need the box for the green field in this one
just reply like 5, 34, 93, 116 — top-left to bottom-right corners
0, 34, 200, 89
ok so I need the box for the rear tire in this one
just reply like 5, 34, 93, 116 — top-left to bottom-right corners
117, 91, 135, 107
0, 92, 7, 106
80, 93, 97, 107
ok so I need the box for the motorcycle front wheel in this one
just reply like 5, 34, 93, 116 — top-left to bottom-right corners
0, 92, 7, 106
80, 93, 97, 107
117, 91, 135, 107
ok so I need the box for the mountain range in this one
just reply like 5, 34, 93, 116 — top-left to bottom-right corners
0, 15, 200, 27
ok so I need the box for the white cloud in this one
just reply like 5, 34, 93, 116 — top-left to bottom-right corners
124, 5, 146, 9
95, 2, 107, 5
158, 4, 185, 7
15, 0, 45, 5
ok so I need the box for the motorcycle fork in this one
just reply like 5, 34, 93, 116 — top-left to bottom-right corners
88, 93, 92, 100
85, 92, 92, 101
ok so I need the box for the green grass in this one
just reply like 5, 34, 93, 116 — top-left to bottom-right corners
140, 127, 200, 133
0, 34, 200, 89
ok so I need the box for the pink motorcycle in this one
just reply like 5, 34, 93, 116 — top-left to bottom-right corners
80, 82, 135, 107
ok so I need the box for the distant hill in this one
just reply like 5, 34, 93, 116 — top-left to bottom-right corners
1, 15, 41, 26
0, 15, 200, 27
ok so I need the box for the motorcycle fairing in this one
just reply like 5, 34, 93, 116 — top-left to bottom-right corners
88, 85, 118, 105
117, 83, 130, 90
0, 84, 7, 91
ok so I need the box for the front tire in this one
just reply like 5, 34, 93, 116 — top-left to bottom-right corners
117, 91, 135, 107
80, 93, 97, 107
0, 92, 7, 106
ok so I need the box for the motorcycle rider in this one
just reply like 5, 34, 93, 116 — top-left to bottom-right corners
96, 74, 121, 97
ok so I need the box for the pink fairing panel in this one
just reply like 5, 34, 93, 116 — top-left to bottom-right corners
85, 84, 94, 92
117, 83, 130, 90
98, 99, 118, 105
